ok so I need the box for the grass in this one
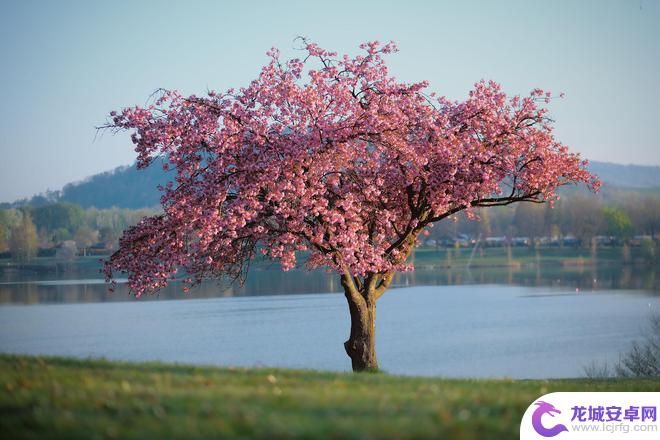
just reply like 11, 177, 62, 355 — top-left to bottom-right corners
0, 255, 104, 275
2, 355, 659, 439
413, 246, 654, 269
2, 246, 656, 273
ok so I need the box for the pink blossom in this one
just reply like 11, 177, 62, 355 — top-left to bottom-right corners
102, 41, 598, 297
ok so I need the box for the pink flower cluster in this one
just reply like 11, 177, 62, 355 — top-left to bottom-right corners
103, 41, 598, 297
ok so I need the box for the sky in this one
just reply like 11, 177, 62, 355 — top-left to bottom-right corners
1, 0, 659, 203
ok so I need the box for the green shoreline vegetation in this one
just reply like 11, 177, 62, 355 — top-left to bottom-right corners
2, 246, 658, 304
1, 245, 657, 273
1, 189, 659, 265
1, 354, 659, 439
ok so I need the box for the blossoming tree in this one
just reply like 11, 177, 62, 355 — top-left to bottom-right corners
103, 41, 598, 371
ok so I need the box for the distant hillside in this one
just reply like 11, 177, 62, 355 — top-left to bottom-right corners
588, 161, 660, 188
6, 160, 660, 209
4, 163, 168, 210
58, 163, 167, 209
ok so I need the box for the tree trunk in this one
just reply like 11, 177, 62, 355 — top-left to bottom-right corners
339, 265, 400, 371
339, 239, 412, 371
342, 281, 378, 372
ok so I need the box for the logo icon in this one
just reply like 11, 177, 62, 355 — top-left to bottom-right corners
531, 401, 569, 437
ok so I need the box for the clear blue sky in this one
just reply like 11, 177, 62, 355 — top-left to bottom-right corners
1, 0, 659, 202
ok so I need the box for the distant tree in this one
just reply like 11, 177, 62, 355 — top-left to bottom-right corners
27, 191, 59, 207
98, 226, 118, 249
0, 210, 11, 252
90, 207, 132, 233
103, 41, 597, 371
603, 207, 632, 238
487, 206, 515, 237
563, 195, 603, 245
542, 202, 560, 238
74, 225, 98, 256
639, 197, 660, 239
32, 202, 84, 235
121, 208, 156, 230
51, 227, 71, 243
10, 211, 38, 261
476, 209, 492, 238
513, 203, 545, 244
455, 208, 492, 239
0, 226, 7, 253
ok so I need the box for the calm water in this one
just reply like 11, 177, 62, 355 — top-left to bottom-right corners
0, 282, 658, 378
1, 258, 658, 304
1, 255, 659, 378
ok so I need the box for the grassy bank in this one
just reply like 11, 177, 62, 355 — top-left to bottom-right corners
1, 355, 659, 439
2, 246, 655, 274
413, 245, 656, 269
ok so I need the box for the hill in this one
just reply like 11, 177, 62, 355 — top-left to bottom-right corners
57, 163, 167, 209
5, 160, 660, 209
589, 161, 660, 188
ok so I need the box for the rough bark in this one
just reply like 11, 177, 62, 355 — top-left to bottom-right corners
341, 244, 415, 371
341, 273, 379, 372
344, 294, 377, 371
339, 238, 413, 372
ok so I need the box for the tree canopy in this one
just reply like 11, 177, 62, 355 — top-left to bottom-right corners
103, 40, 598, 297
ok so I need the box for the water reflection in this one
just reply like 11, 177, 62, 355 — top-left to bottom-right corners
0, 258, 657, 304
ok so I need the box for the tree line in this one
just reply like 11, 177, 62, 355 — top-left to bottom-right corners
0, 203, 158, 261
419, 189, 660, 246
0, 191, 658, 261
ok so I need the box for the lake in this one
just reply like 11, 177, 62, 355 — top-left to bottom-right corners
1, 259, 659, 378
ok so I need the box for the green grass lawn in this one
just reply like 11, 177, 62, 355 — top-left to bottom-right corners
1, 355, 658, 439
